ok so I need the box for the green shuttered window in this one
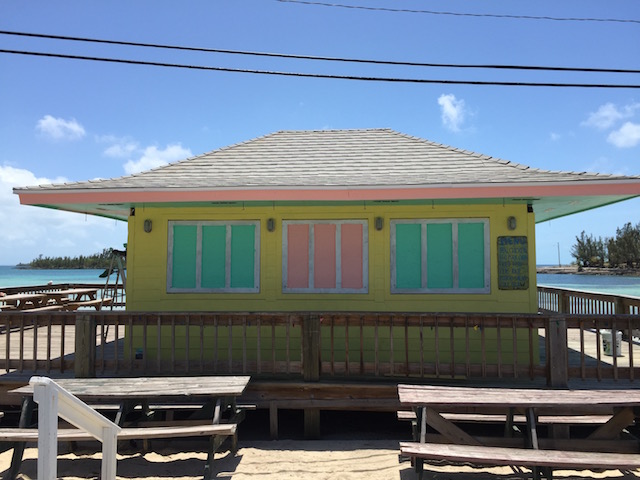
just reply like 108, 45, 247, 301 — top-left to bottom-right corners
168, 221, 260, 293
391, 219, 490, 294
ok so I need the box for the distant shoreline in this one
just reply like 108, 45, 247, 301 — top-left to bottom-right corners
537, 265, 640, 277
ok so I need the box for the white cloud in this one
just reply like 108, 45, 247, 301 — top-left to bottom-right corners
96, 135, 140, 158
104, 142, 140, 158
550, 132, 561, 141
437, 94, 466, 132
582, 102, 640, 130
607, 122, 640, 148
123, 144, 192, 174
0, 165, 126, 265
36, 115, 86, 141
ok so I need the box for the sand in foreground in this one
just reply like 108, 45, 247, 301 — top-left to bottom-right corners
1, 439, 640, 480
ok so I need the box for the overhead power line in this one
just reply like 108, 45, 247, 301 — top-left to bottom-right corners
277, 0, 640, 24
0, 30, 638, 75
2, 48, 639, 89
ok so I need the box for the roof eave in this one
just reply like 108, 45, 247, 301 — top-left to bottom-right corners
14, 179, 640, 205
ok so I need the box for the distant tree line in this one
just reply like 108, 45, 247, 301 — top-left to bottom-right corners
571, 222, 640, 268
18, 248, 114, 269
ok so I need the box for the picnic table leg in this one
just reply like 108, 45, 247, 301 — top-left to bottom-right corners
8, 397, 35, 480
505, 407, 515, 437
413, 407, 426, 476
115, 399, 138, 426
203, 432, 229, 480
524, 409, 553, 479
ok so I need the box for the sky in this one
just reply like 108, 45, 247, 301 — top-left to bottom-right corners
0, 0, 639, 266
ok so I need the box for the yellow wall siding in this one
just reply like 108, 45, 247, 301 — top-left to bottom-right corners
125, 203, 537, 313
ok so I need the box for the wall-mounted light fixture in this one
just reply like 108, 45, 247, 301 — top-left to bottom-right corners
267, 218, 276, 232
507, 216, 517, 231
375, 216, 384, 231
144, 219, 153, 233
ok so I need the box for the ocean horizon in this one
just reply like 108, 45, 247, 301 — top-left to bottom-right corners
0, 265, 108, 288
2, 264, 640, 297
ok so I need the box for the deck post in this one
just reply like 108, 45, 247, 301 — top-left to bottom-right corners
302, 315, 321, 438
75, 314, 96, 378
616, 296, 627, 315
546, 316, 571, 439
546, 316, 568, 388
558, 290, 569, 314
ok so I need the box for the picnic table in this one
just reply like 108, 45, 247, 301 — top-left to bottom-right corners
398, 384, 640, 479
0, 288, 109, 311
44, 287, 109, 310
0, 292, 48, 311
7, 375, 251, 479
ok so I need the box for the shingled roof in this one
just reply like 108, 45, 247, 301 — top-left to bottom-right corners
14, 129, 640, 222
17, 128, 635, 189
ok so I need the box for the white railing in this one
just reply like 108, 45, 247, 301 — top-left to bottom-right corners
30, 376, 121, 480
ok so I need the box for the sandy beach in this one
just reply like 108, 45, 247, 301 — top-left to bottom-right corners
2, 438, 640, 480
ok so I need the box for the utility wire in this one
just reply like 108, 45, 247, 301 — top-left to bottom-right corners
2, 48, 639, 89
1, 30, 638, 75
277, 0, 640, 24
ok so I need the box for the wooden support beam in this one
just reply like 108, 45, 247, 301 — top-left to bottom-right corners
587, 407, 636, 441
302, 315, 321, 438
74, 314, 96, 378
425, 407, 481, 446
547, 316, 568, 388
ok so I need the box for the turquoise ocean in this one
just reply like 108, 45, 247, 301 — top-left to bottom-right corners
0, 265, 108, 289
1, 265, 640, 297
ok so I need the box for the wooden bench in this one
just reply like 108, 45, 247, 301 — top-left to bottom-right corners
397, 410, 612, 425
23, 304, 65, 312
66, 297, 112, 310
2, 423, 237, 480
400, 441, 640, 479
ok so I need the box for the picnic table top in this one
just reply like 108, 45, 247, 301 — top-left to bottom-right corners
0, 292, 47, 302
45, 288, 99, 297
10, 376, 251, 400
398, 384, 640, 409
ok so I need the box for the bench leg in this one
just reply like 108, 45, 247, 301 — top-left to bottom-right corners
531, 465, 553, 480
9, 397, 35, 480
203, 434, 229, 480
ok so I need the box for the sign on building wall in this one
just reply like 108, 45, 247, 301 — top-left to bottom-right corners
497, 236, 529, 290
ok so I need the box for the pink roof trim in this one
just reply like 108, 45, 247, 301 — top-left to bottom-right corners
18, 181, 640, 205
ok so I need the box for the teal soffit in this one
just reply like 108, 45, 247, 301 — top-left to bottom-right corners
31, 194, 638, 224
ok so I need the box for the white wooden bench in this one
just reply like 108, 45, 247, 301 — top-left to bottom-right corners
400, 441, 640, 479
2, 423, 237, 480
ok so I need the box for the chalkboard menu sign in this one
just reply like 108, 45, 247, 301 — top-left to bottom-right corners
497, 236, 529, 290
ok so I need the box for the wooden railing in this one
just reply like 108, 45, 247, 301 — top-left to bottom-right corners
538, 285, 640, 315
1, 311, 639, 385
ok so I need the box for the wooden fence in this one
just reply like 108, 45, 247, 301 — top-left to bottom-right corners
538, 285, 640, 315
1, 311, 638, 385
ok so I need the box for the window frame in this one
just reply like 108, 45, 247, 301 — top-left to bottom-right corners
282, 219, 369, 294
390, 218, 490, 294
167, 220, 261, 293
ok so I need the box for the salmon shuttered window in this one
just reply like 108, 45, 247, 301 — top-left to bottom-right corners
391, 219, 490, 294
167, 221, 260, 293
283, 220, 368, 293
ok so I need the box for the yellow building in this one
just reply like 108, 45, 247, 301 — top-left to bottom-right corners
15, 129, 640, 315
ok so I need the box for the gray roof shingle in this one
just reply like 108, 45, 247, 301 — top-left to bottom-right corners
17, 129, 634, 192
